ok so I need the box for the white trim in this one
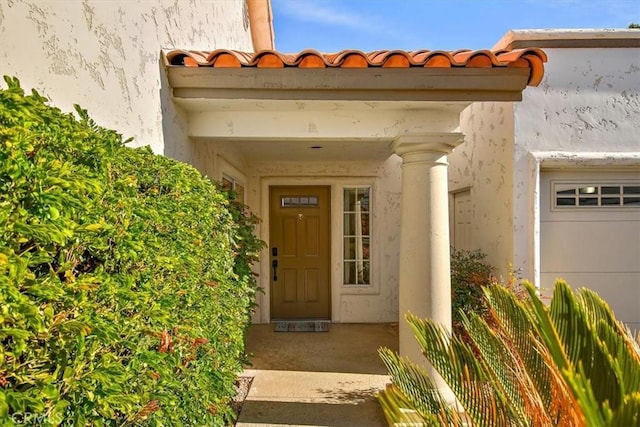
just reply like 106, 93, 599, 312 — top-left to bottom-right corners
493, 29, 640, 50
529, 153, 542, 289
551, 180, 640, 210
531, 151, 640, 169
341, 185, 376, 290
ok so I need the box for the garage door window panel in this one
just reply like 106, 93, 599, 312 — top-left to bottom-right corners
553, 182, 640, 209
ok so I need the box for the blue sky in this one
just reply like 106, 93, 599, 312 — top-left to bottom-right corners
271, 0, 640, 52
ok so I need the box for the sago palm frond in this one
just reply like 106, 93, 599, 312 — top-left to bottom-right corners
484, 283, 582, 425
378, 280, 640, 427
525, 281, 640, 426
379, 348, 459, 426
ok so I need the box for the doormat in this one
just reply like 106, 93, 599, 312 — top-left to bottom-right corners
274, 321, 329, 332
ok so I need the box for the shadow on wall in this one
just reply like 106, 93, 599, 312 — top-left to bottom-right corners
158, 55, 194, 164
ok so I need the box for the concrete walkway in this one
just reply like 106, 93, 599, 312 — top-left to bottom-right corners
236, 323, 399, 427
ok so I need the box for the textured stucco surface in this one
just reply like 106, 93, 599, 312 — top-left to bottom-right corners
0, 0, 253, 160
513, 47, 640, 281
449, 102, 515, 277
453, 45, 640, 283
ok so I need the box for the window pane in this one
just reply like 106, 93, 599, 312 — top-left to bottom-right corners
235, 183, 245, 202
624, 186, 640, 195
359, 190, 370, 210
281, 195, 318, 207
556, 188, 576, 195
623, 197, 640, 206
344, 213, 355, 235
344, 188, 356, 211
222, 177, 233, 190
579, 186, 598, 195
360, 213, 370, 236
579, 197, 598, 206
360, 261, 370, 284
344, 237, 356, 259
601, 186, 620, 195
344, 261, 355, 284
556, 198, 576, 206
601, 197, 620, 205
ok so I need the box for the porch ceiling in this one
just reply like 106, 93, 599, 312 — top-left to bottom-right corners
183, 99, 472, 162
179, 98, 471, 162
198, 137, 394, 162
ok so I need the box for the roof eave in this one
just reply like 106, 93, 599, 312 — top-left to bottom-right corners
494, 29, 640, 50
166, 67, 532, 103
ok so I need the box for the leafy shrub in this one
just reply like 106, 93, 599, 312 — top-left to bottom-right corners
379, 280, 640, 426
0, 76, 264, 425
450, 248, 494, 331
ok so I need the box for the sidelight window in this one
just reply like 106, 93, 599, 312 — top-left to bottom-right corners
343, 187, 370, 285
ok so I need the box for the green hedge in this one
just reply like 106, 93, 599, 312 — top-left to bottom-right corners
0, 77, 264, 426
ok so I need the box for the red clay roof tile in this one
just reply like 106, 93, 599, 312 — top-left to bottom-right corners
165, 47, 547, 86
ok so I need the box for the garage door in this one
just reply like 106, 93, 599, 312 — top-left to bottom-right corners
540, 170, 640, 332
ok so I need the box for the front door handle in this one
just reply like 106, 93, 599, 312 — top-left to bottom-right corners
272, 259, 278, 281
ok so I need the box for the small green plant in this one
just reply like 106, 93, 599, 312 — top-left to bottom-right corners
379, 280, 640, 426
0, 76, 264, 425
450, 248, 494, 331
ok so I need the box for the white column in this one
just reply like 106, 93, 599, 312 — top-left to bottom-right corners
392, 133, 464, 391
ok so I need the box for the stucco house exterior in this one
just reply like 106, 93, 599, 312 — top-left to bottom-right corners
0, 0, 273, 162
1, 0, 637, 366
450, 29, 640, 332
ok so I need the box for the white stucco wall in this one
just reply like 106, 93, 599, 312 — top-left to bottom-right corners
449, 102, 516, 277
454, 43, 640, 283
513, 46, 640, 282
0, 0, 253, 161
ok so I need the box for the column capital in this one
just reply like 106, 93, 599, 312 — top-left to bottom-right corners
392, 132, 465, 158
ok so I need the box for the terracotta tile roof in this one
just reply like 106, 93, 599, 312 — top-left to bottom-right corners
165, 48, 547, 86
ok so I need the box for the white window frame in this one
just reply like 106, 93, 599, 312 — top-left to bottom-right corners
342, 186, 372, 287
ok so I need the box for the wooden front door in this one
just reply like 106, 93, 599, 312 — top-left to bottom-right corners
270, 186, 331, 320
